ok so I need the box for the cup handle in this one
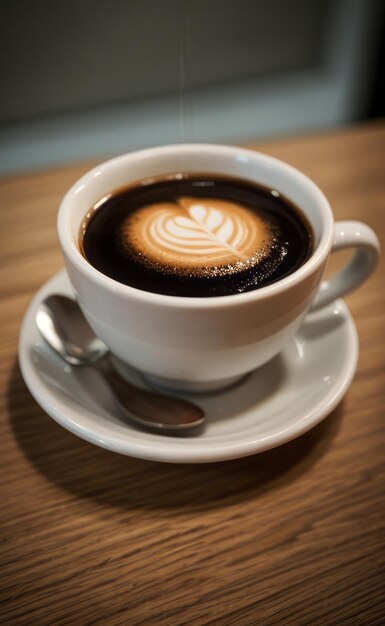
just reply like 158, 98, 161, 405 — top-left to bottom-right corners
311, 221, 380, 311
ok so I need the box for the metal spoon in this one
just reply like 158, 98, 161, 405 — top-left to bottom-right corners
36, 295, 205, 433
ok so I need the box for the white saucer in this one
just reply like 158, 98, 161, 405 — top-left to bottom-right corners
19, 270, 359, 464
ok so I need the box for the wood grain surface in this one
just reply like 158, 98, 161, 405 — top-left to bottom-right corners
1, 123, 384, 625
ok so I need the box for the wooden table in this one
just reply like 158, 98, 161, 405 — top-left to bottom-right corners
1, 123, 384, 625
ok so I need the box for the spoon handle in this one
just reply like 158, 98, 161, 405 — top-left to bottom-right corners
94, 357, 204, 429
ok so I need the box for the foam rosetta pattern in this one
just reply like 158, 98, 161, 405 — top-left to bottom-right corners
121, 197, 273, 275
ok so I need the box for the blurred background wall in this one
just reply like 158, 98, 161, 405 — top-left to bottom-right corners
0, 0, 384, 174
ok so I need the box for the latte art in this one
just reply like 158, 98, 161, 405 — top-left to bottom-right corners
80, 175, 312, 297
121, 197, 273, 275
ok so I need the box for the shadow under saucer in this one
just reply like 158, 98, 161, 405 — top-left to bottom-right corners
8, 360, 344, 514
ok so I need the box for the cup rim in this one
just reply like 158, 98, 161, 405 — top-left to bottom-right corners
58, 143, 334, 310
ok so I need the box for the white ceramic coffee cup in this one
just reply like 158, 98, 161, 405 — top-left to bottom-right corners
58, 144, 380, 392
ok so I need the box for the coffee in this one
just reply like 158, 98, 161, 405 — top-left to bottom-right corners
80, 175, 313, 297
